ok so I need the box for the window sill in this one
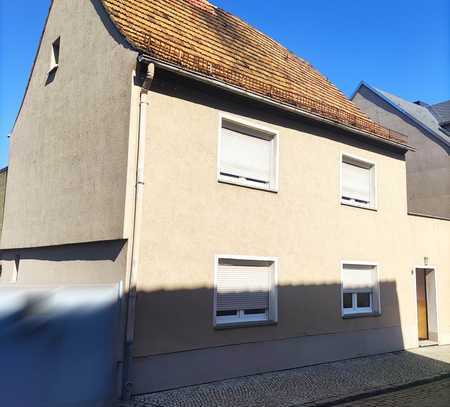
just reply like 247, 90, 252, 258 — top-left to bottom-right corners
214, 320, 277, 330
48, 64, 59, 75
342, 312, 381, 319
340, 200, 377, 212
218, 177, 278, 193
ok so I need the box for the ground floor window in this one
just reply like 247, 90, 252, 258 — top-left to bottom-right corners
342, 262, 379, 316
214, 256, 278, 327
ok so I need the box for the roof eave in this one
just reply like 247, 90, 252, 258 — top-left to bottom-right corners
140, 55, 413, 152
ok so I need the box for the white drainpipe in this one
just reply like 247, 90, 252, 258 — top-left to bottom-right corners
122, 61, 155, 402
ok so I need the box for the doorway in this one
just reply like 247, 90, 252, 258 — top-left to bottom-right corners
415, 267, 438, 345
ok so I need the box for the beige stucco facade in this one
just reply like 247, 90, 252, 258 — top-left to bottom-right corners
129, 72, 450, 392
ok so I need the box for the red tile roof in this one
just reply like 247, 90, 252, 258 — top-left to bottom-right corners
101, 0, 408, 146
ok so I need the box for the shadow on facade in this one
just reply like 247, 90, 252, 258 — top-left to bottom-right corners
130, 280, 412, 393
1, 280, 449, 405
1, 239, 125, 263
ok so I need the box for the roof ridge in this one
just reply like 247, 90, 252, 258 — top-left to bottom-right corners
360, 83, 450, 147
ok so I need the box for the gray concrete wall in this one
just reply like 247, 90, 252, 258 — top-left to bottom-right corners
0, 240, 128, 286
0, 168, 7, 240
1, 0, 137, 249
352, 86, 450, 219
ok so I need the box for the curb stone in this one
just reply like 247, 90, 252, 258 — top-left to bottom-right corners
298, 372, 450, 407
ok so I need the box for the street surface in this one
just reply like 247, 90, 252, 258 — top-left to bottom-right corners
336, 378, 450, 407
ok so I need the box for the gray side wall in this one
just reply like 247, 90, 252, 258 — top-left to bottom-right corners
1, 0, 137, 249
0, 168, 7, 240
352, 86, 450, 218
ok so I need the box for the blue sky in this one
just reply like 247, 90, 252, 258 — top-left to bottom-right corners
1, 0, 449, 168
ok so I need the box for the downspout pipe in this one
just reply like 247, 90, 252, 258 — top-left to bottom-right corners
122, 60, 155, 402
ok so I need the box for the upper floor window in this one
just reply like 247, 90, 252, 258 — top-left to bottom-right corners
214, 256, 278, 327
49, 37, 60, 73
342, 262, 380, 317
341, 154, 376, 209
218, 116, 278, 192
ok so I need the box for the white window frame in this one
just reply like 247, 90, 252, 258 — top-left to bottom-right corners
342, 292, 373, 315
341, 261, 381, 317
49, 37, 60, 73
213, 254, 278, 327
340, 153, 377, 210
217, 113, 279, 192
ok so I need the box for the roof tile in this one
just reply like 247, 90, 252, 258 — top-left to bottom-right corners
101, 0, 408, 145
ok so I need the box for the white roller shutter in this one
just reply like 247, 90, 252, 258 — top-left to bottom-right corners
342, 264, 377, 293
220, 127, 272, 183
216, 264, 271, 311
342, 161, 371, 203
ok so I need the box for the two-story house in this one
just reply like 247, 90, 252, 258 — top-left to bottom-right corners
1, 0, 449, 404
352, 82, 450, 219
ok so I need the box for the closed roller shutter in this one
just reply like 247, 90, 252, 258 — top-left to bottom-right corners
220, 127, 272, 183
342, 161, 371, 203
216, 264, 271, 311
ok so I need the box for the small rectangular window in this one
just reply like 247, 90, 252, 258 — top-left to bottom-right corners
342, 263, 379, 316
214, 256, 278, 327
49, 37, 60, 73
218, 117, 278, 191
341, 154, 376, 209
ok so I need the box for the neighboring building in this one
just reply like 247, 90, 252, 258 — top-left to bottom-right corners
352, 82, 450, 219
0, 0, 449, 404
0, 167, 6, 239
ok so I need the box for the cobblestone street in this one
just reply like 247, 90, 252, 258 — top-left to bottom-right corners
336, 378, 450, 407
134, 346, 450, 407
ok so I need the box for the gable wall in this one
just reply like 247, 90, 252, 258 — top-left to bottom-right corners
352, 86, 450, 219
1, 0, 137, 249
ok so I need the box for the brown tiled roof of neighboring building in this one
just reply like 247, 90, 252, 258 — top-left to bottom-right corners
101, 0, 408, 146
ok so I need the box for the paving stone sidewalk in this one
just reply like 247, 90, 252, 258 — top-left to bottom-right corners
133, 345, 450, 407
336, 377, 450, 407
